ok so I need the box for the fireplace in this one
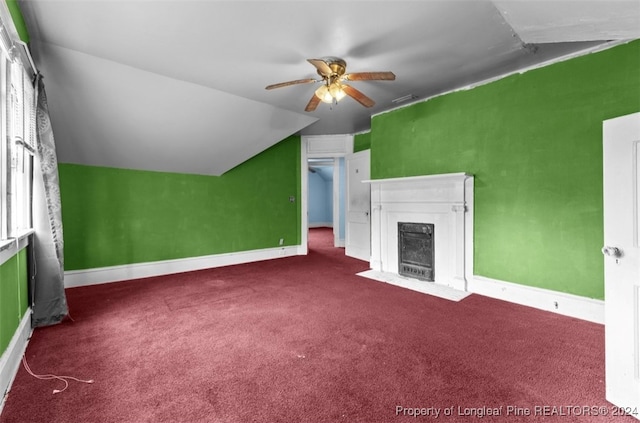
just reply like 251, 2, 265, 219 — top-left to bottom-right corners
398, 222, 434, 281
365, 173, 474, 292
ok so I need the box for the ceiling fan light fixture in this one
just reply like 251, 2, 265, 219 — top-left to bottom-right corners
316, 82, 347, 104
329, 82, 347, 102
315, 85, 333, 103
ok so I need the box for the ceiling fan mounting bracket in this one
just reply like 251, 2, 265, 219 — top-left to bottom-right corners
316, 57, 347, 80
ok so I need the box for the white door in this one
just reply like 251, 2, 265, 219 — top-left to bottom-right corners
603, 111, 640, 418
345, 150, 371, 261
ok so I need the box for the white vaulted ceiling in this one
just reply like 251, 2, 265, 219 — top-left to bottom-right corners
17, 0, 640, 176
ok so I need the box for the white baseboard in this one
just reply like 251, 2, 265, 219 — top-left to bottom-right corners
0, 309, 32, 414
309, 223, 332, 228
469, 275, 604, 324
64, 246, 301, 288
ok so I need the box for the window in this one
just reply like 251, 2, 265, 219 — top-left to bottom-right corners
0, 20, 36, 241
0, 47, 9, 240
8, 59, 35, 236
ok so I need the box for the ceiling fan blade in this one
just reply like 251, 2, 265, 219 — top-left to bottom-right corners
342, 84, 375, 108
265, 78, 317, 90
305, 93, 321, 112
343, 71, 396, 81
307, 58, 333, 77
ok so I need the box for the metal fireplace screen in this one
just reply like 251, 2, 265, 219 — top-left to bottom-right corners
398, 222, 434, 281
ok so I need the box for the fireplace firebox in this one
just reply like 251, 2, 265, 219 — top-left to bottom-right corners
398, 222, 434, 281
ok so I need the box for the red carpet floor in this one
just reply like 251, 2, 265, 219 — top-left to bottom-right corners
1, 228, 632, 422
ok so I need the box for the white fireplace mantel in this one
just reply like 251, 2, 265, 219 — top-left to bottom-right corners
364, 173, 474, 292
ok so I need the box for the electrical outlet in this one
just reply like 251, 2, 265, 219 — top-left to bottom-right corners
279, 238, 284, 246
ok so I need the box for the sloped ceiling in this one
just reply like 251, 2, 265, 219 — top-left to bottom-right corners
493, 1, 640, 43
17, 0, 640, 176
32, 43, 316, 176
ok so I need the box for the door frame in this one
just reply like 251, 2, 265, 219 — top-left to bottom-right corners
300, 134, 353, 254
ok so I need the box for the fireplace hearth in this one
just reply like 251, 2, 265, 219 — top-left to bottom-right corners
398, 222, 434, 281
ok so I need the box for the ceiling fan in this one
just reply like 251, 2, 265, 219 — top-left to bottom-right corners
265, 57, 395, 112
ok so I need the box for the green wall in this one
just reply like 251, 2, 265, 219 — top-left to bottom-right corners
371, 40, 640, 299
59, 136, 301, 271
4, 0, 29, 43
354, 131, 371, 152
0, 248, 28, 356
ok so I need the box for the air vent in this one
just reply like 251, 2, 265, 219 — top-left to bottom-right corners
391, 94, 418, 104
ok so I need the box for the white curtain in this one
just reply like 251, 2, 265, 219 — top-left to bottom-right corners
31, 74, 68, 327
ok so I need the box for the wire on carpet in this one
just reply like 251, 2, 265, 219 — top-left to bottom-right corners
22, 356, 94, 394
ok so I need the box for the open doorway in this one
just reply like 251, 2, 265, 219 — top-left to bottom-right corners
300, 135, 353, 255
307, 158, 346, 248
